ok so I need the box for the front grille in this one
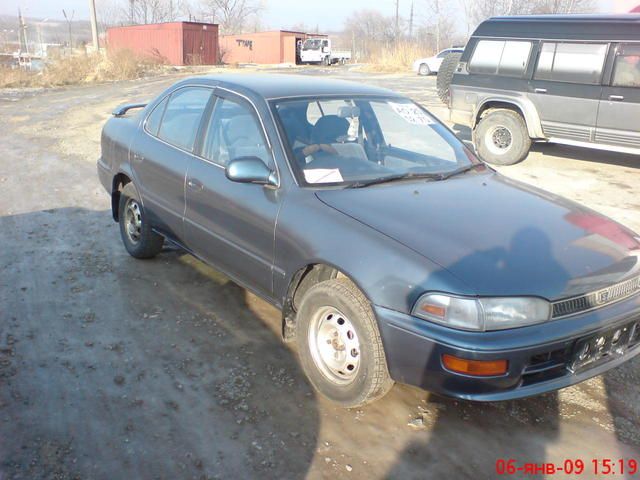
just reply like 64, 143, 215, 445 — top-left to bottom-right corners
552, 276, 640, 319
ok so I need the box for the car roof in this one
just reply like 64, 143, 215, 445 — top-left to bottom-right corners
177, 74, 402, 101
473, 14, 640, 41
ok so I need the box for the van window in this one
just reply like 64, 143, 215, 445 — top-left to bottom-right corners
469, 40, 532, 77
611, 44, 640, 88
157, 87, 211, 151
534, 42, 607, 85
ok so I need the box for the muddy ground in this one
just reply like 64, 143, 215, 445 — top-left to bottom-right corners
0, 67, 639, 480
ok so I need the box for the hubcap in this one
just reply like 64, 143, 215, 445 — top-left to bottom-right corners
308, 307, 361, 385
486, 125, 513, 155
124, 199, 142, 244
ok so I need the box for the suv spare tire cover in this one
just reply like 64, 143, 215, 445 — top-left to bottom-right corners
437, 52, 463, 105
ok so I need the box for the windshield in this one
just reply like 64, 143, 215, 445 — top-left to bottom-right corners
272, 96, 479, 187
302, 39, 322, 51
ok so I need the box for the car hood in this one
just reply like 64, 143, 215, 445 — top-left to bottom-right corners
316, 173, 640, 300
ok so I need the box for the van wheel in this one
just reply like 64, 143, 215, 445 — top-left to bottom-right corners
295, 278, 393, 408
474, 110, 531, 166
418, 63, 430, 76
118, 183, 164, 259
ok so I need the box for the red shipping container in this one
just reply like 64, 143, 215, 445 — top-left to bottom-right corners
107, 22, 219, 65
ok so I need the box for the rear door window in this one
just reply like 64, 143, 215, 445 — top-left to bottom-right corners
611, 44, 640, 88
534, 42, 608, 84
469, 40, 532, 77
157, 87, 212, 151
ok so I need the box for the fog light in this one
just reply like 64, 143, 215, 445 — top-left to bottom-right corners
442, 354, 508, 377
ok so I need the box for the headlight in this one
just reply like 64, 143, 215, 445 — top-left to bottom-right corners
412, 293, 551, 331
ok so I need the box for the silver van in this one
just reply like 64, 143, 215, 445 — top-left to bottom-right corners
449, 15, 640, 165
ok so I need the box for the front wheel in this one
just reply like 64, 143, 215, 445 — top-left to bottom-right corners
418, 63, 430, 76
295, 278, 393, 407
118, 183, 164, 258
474, 110, 531, 166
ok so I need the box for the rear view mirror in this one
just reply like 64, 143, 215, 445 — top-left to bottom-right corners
226, 156, 277, 186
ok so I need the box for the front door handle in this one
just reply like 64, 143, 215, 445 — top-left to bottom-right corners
608, 95, 624, 101
132, 153, 144, 163
186, 178, 204, 191
534, 88, 547, 94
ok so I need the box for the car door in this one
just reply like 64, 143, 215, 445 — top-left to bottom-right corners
596, 43, 640, 149
528, 41, 608, 142
183, 90, 280, 298
131, 86, 212, 240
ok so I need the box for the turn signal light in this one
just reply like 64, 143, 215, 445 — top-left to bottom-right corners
442, 354, 508, 377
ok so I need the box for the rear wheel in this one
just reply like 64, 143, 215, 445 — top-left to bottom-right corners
295, 278, 393, 407
418, 63, 430, 76
474, 109, 531, 166
118, 183, 164, 259
436, 52, 462, 104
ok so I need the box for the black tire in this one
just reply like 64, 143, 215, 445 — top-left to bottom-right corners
436, 52, 462, 104
118, 182, 164, 259
474, 109, 531, 166
295, 277, 393, 408
418, 63, 430, 76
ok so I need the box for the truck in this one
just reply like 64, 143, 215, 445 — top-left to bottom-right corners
300, 37, 351, 65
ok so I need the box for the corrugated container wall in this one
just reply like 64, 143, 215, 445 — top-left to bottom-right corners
107, 22, 218, 65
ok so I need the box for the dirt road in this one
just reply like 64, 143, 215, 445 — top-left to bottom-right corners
1, 67, 639, 480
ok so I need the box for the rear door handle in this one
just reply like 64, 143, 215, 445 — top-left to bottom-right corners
186, 178, 204, 191
132, 153, 144, 163
608, 95, 624, 101
534, 88, 547, 94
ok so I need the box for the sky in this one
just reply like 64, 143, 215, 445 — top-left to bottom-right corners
1, 0, 638, 31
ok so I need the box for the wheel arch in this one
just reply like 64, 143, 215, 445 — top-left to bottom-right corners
110, 169, 139, 221
281, 262, 372, 343
474, 98, 544, 139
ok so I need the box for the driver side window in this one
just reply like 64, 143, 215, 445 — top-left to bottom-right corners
201, 97, 271, 168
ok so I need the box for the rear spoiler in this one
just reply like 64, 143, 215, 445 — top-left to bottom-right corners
112, 103, 147, 117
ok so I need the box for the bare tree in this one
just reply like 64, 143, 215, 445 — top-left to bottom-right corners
199, 0, 264, 34
421, 0, 456, 52
97, 0, 189, 26
343, 9, 396, 59
459, 0, 595, 34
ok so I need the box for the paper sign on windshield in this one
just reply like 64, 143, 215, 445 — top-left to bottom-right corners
389, 102, 434, 126
303, 169, 344, 184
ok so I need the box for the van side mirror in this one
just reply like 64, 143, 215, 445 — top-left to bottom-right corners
225, 157, 277, 186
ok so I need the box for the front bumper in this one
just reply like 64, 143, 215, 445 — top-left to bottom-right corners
375, 293, 640, 401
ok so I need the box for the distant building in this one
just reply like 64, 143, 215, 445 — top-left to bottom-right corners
219, 30, 327, 65
107, 22, 219, 65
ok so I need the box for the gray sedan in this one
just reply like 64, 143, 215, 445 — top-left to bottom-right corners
98, 74, 640, 407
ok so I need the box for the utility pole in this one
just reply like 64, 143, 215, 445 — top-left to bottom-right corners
62, 9, 74, 56
17, 8, 29, 55
409, 2, 414, 38
89, 0, 100, 51
394, 0, 400, 42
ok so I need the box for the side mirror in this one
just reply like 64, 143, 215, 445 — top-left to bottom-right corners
225, 156, 277, 186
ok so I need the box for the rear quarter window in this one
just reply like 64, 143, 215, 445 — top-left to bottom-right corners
468, 40, 532, 77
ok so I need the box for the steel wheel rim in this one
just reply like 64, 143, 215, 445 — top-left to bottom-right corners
486, 125, 513, 155
419, 64, 428, 75
308, 306, 361, 385
124, 198, 142, 244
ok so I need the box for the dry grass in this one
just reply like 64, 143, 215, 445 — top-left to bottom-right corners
359, 42, 431, 73
0, 49, 162, 89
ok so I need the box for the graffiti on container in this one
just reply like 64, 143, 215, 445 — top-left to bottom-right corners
236, 39, 253, 50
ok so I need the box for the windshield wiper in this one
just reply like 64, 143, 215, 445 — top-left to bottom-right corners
347, 172, 443, 188
438, 163, 485, 180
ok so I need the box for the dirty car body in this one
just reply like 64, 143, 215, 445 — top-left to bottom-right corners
98, 74, 640, 404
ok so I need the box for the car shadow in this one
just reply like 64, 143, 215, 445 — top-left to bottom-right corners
0, 207, 319, 480
384, 226, 571, 478
530, 143, 640, 169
